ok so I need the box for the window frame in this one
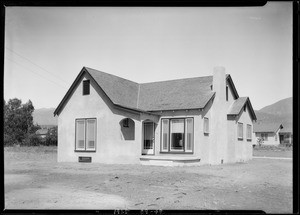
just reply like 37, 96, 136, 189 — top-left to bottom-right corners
160, 117, 194, 154
237, 122, 243, 140
83, 80, 90, 95
185, 118, 194, 153
75, 118, 97, 152
246, 124, 252, 141
161, 119, 169, 152
203, 117, 209, 135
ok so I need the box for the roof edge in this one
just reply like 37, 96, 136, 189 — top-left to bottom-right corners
54, 67, 87, 116
226, 75, 239, 99
227, 97, 257, 121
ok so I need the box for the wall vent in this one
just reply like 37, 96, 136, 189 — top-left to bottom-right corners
79, 156, 92, 163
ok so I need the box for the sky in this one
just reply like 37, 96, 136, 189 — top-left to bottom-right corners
4, 3, 292, 110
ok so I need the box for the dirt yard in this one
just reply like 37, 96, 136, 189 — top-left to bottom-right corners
4, 146, 293, 213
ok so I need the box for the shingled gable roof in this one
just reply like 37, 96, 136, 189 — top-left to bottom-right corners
54, 67, 242, 116
253, 123, 283, 133
86, 67, 139, 109
139, 77, 216, 111
228, 97, 257, 121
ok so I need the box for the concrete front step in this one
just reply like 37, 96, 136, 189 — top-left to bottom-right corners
140, 155, 201, 166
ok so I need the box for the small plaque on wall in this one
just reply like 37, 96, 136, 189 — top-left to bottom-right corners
78, 156, 92, 163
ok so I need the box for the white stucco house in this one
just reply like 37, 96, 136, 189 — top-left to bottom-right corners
54, 66, 256, 166
253, 123, 283, 146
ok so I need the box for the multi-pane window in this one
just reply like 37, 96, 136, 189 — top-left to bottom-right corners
204, 117, 209, 134
238, 122, 243, 140
161, 118, 194, 153
83, 80, 90, 95
75, 118, 96, 151
246, 124, 252, 140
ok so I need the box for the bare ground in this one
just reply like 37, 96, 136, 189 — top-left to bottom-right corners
4, 146, 293, 213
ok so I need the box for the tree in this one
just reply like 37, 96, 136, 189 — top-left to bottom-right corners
45, 126, 58, 146
4, 98, 37, 146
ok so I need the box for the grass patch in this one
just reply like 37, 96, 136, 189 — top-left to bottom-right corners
4, 146, 57, 153
253, 144, 292, 151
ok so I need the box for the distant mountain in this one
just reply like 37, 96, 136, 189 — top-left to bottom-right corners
259, 97, 292, 115
33, 108, 57, 126
254, 97, 293, 132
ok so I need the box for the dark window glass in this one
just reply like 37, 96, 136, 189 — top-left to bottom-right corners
83, 80, 90, 95
226, 86, 228, 101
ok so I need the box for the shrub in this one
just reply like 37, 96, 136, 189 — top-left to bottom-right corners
22, 133, 42, 146
45, 134, 57, 146
4, 133, 18, 146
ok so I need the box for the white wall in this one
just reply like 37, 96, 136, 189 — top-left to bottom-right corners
58, 74, 142, 164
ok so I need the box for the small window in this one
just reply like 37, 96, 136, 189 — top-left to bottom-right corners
226, 86, 228, 101
238, 122, 243, 140
204, 117, 209, 134
83, 80, 90, 95
246, 124, 252, 140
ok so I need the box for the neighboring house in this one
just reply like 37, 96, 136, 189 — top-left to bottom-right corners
35, 128, 48, 140
279, 124, 293, 145
54, 66, 256, 166
253, 123, 283, 146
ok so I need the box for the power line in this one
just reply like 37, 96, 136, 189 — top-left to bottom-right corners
5, 57, 68, 89
5, 47, 69, 85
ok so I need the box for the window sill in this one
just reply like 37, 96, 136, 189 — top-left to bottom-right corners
74, 150, 96, 153
160, 151, 194, 154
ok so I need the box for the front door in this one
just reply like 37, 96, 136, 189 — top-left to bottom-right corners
279, 134, 284, 144
142, 122, 154, 155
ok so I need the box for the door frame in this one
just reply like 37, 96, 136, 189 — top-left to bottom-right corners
142, 121, 155, 155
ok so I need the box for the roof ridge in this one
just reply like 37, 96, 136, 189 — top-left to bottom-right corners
140, 75, 213, 85
84, 66, 139, 85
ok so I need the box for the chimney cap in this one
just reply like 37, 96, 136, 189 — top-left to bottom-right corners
213, 66, 226, 73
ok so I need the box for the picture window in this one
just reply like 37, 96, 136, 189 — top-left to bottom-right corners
161, 118, 193, 153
